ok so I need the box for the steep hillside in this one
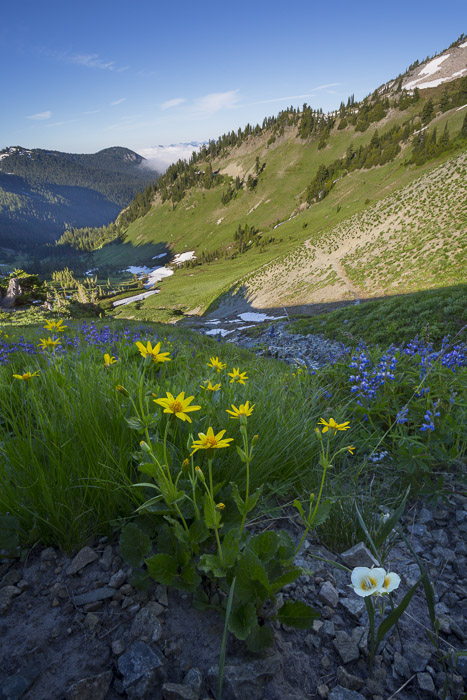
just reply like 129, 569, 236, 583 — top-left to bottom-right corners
0, 146, 158, 246
98, 75, 467, 321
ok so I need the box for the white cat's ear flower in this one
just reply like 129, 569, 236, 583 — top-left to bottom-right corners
351, 567, 386, 597
382, 571, 401, 594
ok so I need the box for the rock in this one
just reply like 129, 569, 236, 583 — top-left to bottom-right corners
417, 672, 436, 696
72, 587, 116, 606
333, 631, 360, 664
117, 640, 166, 699
1, 278, 22, 309
208, 655, 281, 700
339, 597, 364, 618
162, 682, 199, 700
40, 547, 56, 562
1, 661, 41, 700
100, 545, 113, 570
328, 687, 366, 700
84, 613, 99, 632
112, 639, 126, 656
340, 543, 379, 569
183, 668, 202, 696
155, 584, 169, 606
0, 585, 21, 614
336, 666, 364, 690
108, 568, 127, 589
1, 569, 21, 587
319, 581, 339, 608
130, 602, 164, 642
66, 671, 113, 700
317, 685, 330, 699
66, 546, 98, 575
393, 651, 410, 679
405, 641, 432, 672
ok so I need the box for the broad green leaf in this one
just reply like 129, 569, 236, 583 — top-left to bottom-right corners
245, 485, 263, 514
245, 623, 274, 652
277, 600, 320, 629
221, 531, 240, 568
177, 562, 201, 592
309, 500, 332, 528
228, 602, 258, 640
230, 482, 245, 514
204, 495, 222, 530
270, 567, 302, 594
164, 516, 189, 546
189, 519, 209, 545
130, 569, 152, 590
235, 550, 270, 602
145, 553, 178, 585
138, 462, 160, 478
198, 553, 225, 578
192, 588, 211, 611
219, 577, 236, 700
248, 531, 278, 563
125, 416, 144, 431
119, 523, 152, 568
276, 530, 296, 563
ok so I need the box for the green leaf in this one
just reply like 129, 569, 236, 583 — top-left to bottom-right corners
119, 523, 152, 568
309, 500, 331, 528
198, 553, 225, 578
270, 567, 302, 594
293, 499, 305, 520
375, 576, 423, 651
130, 569, 152, 590
276, 530, 296, 563
245, 623, 274, 652
221, 531, 240, 568
245, 485, 263, 514
125, 416, 144, 431
277, 600, 320, 629
248, 531, 278, 563
192, 588, 211, 611
235, 550, 270, 602
189, 519, 209, 546
228, 602, 258, 640
164, 516, 190, 546
138, 462, 160, 478
204, 495, 222, 530
230, 482, 245, 514
145, 553, 178, 585
236, 445, 247, 463
177, 562, 201, 592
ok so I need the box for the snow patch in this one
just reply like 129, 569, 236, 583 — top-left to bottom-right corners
419, 54, 450, 77
172, 251, 196, 265
113, 290, 159, 307
456, 103, 467, 111
238, 312, 286, 323
145, 267, 174, 287
85, 268, 98, 276
152, 253, 168, 259
459, 41, 467, 49
205, 328, 234, 337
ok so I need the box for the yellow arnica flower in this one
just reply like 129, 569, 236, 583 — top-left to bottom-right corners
200, 380, 221, 391
207, 356, 226, 372
216, 503, 226, 511
190, 427, 233, 455
104, 353, 117, 367
226, 401, 255, 419
347, 445, 355, 454
38, 337, 61, 351
135, 340, 171, 364
13, 371, 40, 381
318, 417, 350, 433
44, 319, 67, 332
228, 368, 248, 385
153, 391, 201, 423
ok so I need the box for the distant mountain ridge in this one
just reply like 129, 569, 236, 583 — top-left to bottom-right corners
0, 146, 159, 247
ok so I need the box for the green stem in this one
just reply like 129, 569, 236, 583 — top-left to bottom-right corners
208, 459, 224, 564
239, 428, 250, 536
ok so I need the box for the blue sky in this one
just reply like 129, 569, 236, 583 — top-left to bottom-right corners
1, 0, 465, 154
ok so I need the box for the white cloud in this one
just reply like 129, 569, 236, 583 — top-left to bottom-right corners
192, 90, 240, 115
111, 98, 126, 106
138, 144, 202, 172
161, 97, 186, 110
312, 82, 341, 91
26, 110, 52, 120
70, 53, 117, 70
254, 93, 317, 105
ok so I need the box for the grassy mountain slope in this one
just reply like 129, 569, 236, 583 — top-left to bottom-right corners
0, 146, 158, 246
100, 85, 466, 322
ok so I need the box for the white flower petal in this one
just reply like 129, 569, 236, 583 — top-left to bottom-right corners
351, 566, 386, 597
383, 572, 401, 593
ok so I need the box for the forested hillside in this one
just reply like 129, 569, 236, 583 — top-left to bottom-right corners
0, 146, 158, 247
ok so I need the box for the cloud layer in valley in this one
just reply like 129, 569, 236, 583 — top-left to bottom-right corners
138, 143, 203, 172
